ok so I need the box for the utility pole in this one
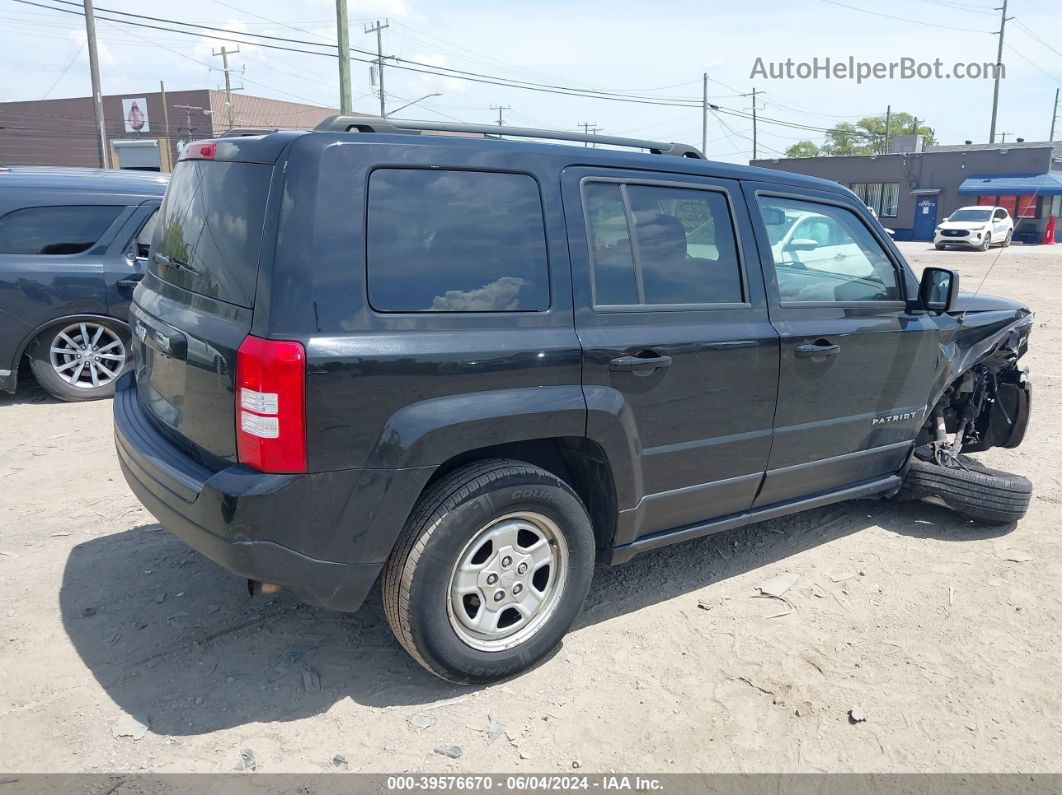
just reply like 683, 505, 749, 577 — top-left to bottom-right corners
989, 0, 1011, 143
159, 80, 172, 171
490, 105, 510, 126
212, 46, 240, 130
336, 0, 352, 114
702, 73, 708, 155
883, 105, 892, 154
365, 20, 389, 116
83, 0, 109, 168
1051, 88, 1059, 141
578, 121, 597, 147
742, 87, 759, 160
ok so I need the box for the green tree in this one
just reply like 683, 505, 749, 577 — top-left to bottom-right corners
794, 113, 938, 158
820, 122, 870, 156
858, 111, 936, 152
784, 140, 821, 158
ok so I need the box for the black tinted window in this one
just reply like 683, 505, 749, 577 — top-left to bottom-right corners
0, 205, 122, 255
584, 182, 743, 306
153, 160, 271, 307
367, 169, 549, 312
584, 182, 637, 305
627, 185, 742, 305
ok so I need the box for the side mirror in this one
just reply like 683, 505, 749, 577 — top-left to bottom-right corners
941, 216, 949, 223
785, 238, 820, 252
918, 267, 959, 312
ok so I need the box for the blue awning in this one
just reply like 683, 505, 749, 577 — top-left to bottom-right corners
958, 172, 1062, 195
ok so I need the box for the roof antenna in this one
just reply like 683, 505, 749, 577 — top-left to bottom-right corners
973, 173, 1050, 296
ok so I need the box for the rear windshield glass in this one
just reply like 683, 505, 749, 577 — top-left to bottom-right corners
151, 160, 271, 307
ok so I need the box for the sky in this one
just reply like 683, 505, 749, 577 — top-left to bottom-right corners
0, 0, 1060, 165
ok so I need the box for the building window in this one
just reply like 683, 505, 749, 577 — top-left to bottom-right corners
850, 182, 899, 218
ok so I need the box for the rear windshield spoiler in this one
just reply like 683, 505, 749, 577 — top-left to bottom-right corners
178, 131, 302, 165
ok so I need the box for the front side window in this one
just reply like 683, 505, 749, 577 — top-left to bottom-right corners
0, 205, 123, 255
367, 169, 549, 312
758, 196, 901, 304
584, 181, 743, 307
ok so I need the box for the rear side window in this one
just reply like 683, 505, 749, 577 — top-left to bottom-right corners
152, 160, 272, 307
367, 169, 550, 312
584, 182, 744, 307
0, 205, 123, 255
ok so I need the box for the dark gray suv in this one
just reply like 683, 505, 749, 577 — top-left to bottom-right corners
0, 166, 167, 400
115, 119, 1032, 682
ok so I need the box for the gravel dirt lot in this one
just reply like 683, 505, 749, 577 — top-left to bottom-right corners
1, 241, 1060, 774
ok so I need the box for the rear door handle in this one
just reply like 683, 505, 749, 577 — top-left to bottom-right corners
609, 354, 673, 373
794, 341, 840, 359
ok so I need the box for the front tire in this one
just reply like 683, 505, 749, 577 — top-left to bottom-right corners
382, 459, 595, 683
899, 455, 1032, 525
935, 243, 946, 251
980, 233, 991, 251
28, 319, 130, 401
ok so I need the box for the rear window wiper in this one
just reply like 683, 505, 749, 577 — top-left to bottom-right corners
153, 252, 199, 274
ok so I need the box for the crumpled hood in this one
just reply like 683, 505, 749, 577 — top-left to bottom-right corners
927, 291, 1033, 408
952, 291, 1029, 314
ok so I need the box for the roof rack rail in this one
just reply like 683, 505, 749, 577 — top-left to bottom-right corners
219, 127, 278, 138
312, 116, 705, 159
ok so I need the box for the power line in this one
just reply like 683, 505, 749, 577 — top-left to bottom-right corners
1011, 19, 1062, 61
820, 0, 993, 32
12, 0, 893, 142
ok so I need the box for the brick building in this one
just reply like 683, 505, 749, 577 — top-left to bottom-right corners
0, 89, 341, 171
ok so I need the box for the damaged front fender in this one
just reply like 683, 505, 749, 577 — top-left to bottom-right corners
920, 292, 1033, 457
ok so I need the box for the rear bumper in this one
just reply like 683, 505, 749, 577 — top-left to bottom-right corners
113, 372, 385, 612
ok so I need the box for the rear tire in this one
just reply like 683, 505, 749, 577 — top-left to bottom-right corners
899, 455, 1032, 525
382, 459, 596, 683
1002, 230, 1013, 247
28, 319, 131, 401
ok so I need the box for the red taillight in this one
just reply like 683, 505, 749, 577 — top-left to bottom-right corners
182, 142, 216, 160
235, 336, 306, 473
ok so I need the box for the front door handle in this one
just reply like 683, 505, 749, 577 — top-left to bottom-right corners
609, 353, 673, 373
794, 341, 840, 359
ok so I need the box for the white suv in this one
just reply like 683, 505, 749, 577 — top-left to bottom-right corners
935, 205, 1014, 251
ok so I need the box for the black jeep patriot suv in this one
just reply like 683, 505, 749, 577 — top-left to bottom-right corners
115, 117, 1033, 682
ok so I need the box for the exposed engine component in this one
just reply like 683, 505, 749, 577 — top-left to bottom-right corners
917, 328, 1031, 468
